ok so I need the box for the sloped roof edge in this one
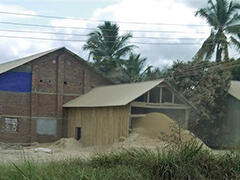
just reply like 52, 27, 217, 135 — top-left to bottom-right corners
0, 47, 112, 83
63, 79, 196, 109
0, 47, 64, 74
63, 79, 164, 107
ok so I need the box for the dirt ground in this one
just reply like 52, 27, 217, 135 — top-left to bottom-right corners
0, 113, 225, 164
0, 134, 168, 164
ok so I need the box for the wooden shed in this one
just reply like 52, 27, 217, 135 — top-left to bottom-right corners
63, 79, 194, 146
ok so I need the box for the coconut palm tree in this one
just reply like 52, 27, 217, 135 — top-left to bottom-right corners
122, 53, 151, 82
194, 0, 240, 62
83, 21, 136, 73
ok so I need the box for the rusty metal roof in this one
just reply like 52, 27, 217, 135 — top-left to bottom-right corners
229, 81, 240, 100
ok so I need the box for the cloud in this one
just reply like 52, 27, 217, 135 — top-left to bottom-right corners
91, 0, 210, 67
175, 0, 208, 9
0, 4, 36, 20
0, 4, 54, 63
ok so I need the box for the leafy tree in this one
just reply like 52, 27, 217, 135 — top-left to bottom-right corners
167, 60, 231, 147
122, 53, 151, 83
195, 0, 240, 62
144, 67, 169, 80
83, 21, 136, 74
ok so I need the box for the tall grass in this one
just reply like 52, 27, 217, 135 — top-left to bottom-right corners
1, 141, 240, 179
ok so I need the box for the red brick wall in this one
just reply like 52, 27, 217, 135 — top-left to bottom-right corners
0, 48, 111, 143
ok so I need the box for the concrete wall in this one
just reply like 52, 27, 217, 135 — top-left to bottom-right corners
226, 95, 240, 145
67, 105, 130, 146
0, 48, 111, 143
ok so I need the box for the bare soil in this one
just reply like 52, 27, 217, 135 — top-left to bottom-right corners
0, 113, 214, 164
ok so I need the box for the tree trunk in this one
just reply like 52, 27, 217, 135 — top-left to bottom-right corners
223, 42, 229, 61
216, 43, 222, 62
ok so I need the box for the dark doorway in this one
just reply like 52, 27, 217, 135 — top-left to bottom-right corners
75, 127, 81, 140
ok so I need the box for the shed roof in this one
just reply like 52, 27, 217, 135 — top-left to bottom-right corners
0, 48, 62, 74
229, 81, 240, 100
63, 79, 164, 107
63, 79, 195, 108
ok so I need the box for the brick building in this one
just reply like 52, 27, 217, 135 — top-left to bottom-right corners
0, 47, 111, 143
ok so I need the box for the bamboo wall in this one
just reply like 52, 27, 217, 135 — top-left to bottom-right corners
67, 105, 130, 146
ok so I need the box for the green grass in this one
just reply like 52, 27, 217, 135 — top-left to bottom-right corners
1, 141, 240, 180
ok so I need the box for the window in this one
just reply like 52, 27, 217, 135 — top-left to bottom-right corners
162, 87, 173, 103
4, 117, 18, 132
150, 87, 160, 103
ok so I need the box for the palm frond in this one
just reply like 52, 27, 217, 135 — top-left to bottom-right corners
230, 35, 240, 52
194, 31, 216, 61
226, 13, 240, 26
225, 24, 240, 34
195, 8, 218, 28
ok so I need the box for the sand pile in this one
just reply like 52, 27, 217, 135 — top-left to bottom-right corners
49, 138, 83, 150
131, 113, 207, 147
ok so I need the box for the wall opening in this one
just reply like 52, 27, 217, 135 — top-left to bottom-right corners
149, 87, 160, 103
3, 117, 18, 132
36, 118, 57, 135
75, 127, 81, 140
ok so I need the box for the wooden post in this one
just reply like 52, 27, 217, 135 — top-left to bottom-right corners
160, 87, 162, 103
172, 92, 175, 104
185, 109, 190, 129
147, 91, 150, 103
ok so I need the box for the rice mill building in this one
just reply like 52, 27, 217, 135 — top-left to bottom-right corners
0, 47, 111, 143
0, 47, 196, 146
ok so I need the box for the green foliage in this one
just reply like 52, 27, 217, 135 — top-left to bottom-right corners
195, 0, 240, 62
167, 60, 231, 147
2, 143, 240, 179
83, 21, 136, 81
121, 53, 151, 83
144, 67, 169, 81
83, 21, 169, 83
230, 33, 240, 53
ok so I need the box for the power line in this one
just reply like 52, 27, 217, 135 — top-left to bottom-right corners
0, 35, 206, 45
0, 11, 210, 27
0, 21, 208, 34
171, 60, 236, 79
0, 28, 205, 40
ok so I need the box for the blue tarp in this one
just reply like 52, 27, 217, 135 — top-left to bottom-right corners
0, 72, 32, 92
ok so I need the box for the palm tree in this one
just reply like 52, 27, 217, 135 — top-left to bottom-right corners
122, 53, 151, 82
83, 21, 136, 73
195, 0, 240, 62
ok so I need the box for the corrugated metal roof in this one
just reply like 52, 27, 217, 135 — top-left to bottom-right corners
0, 47, 63, 74
63, 79, 164, 107
229, 81, 240, 100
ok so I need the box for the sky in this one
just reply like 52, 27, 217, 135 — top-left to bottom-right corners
0, 0, 238, 68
